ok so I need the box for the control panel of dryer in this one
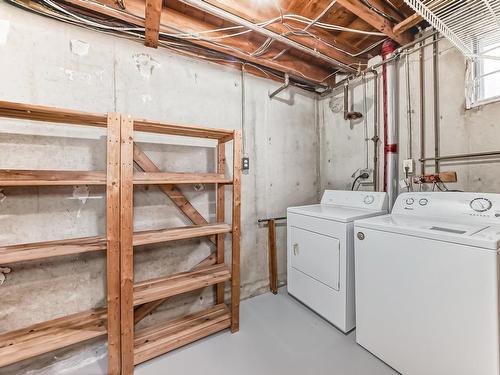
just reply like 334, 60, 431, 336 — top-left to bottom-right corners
320, 190, 388, 211
393, 192, 500, 223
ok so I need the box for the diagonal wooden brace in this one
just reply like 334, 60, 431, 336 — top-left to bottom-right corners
132, 144, 216, 244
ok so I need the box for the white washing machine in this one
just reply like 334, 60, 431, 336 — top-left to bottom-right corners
287, 190, 388, 332
355, 192, 500, 375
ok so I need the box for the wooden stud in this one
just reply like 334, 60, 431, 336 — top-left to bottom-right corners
106, 113, 122, 375
268, 219, 278, 295
144, 0, 162, 48
231, 130, 242, 333
119, 115, 135, 375
216, 141, 226, 304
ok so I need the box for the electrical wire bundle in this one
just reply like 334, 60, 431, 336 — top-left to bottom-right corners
6, 0, 391, 92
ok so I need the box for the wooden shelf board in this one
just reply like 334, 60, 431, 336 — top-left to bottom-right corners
133, 119, 234, 140
0, 236, 107, 264
0, 170, 106, 186
133, 264, 231, 306
0, 308, 107, 368
0, 224, 230, 264
0, 101, 107, 127
133, 172, 232, 185
134, 304, 230, 365
133, 223, 231, 247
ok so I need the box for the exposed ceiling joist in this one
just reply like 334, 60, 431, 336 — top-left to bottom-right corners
336, 0, 412, 44
144, 0, 162, 47
60, 0, 335, 83
393, 12, 422, 35
178, 0, 359, 73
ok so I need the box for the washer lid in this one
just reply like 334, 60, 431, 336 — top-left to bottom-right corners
288, 204, 388, 223
355, 214, 500, 250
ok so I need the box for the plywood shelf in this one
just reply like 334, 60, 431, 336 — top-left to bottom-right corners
0, 308, 107, 368
134, 304, 230, 365
0, 170, 107, 186
0, 236, 107, 264
133, 264, 231, 306
133, 172, 232, 185
133, 223, 231, 247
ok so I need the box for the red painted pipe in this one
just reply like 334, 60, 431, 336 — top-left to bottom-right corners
382, 40, 396, 193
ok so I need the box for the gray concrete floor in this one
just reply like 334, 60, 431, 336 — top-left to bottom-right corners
71, 288, 397, 375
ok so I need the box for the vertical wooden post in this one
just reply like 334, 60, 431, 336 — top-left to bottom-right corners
231, 131, 242, 333
120, 115, 134, 375
268, 219, 278, 295
216, 141, 226, 304
106, 113, 121, 375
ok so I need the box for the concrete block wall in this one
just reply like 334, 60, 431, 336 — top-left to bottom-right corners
0, 3, 319, 373
320, 37, 500, 194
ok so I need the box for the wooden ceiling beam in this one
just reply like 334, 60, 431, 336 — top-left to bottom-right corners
60, 0, 334, 83
335, 0, 412, 45
393, 12, 423, 35
178, 0, 358, 72
200, 0, 367, 68
144, 0, 163, 48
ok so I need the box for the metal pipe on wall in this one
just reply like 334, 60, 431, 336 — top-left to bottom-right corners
433, 33, 440, 173
405, 52, 413, 159
362, 74, 369, 170
366, 69, 380, 191
382, 40, 399, 209
419, 38, 426, 176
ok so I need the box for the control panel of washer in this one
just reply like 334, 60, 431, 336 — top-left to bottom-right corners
393, 192, 500, 222
321, 190, 388, 211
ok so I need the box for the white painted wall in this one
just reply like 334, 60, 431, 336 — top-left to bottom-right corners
320, 36, 500, 195
0, 4, 319, 373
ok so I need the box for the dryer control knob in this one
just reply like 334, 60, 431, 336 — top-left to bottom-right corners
357, 232, 365, 240
364, 195, 375, 205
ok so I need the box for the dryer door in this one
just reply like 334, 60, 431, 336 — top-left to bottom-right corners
290, 226, 340, 290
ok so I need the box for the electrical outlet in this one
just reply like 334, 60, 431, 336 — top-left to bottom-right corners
403, 159, 414, 174
360, 168, 371, 178
242, 157, 250, 172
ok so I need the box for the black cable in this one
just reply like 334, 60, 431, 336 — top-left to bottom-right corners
351, 175, 362, 191
351, 172, 370, 191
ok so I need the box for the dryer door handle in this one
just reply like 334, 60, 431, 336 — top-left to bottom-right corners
293, 243, 299, 255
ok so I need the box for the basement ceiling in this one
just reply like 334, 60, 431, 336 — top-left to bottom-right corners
12, 0, 423, 90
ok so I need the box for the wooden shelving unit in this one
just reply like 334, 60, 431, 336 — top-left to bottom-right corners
120, 111, 241, 375
0, 102, 122, 374
0, 101, 242, 375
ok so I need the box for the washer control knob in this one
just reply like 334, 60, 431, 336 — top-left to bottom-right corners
364, 195, 375, 205
405, 198, 415, 205
419, 198, 429, 206
357, 232, 365, 240
470, 198, 492, 212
